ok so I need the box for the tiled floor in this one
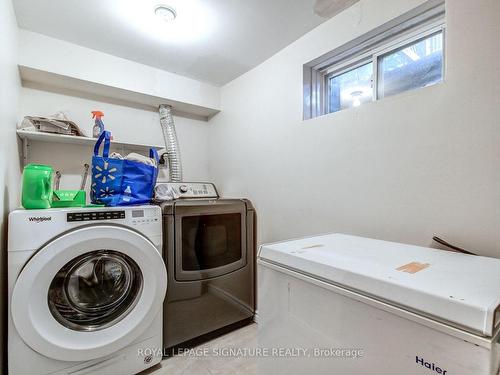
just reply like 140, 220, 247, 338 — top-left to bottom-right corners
143, 324, 257, 375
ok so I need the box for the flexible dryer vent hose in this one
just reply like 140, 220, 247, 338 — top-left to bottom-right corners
159, 104, 183, 182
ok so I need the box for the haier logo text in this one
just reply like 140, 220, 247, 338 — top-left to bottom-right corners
416, 356, 447, 374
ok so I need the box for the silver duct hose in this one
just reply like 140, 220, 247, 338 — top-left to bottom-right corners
159, 104, 183, 182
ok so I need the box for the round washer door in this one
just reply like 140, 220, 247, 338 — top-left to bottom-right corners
11, 225, 167, 362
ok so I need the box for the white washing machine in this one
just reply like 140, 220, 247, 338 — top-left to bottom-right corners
8, 205, 167, 375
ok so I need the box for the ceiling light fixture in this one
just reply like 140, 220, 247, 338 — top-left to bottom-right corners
116, 0, 213, 44
155, 5, 177, 23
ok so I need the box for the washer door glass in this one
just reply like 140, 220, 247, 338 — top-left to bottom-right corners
48, 250, 143, 331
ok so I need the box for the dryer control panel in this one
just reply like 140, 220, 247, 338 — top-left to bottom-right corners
156, 182, 219, 199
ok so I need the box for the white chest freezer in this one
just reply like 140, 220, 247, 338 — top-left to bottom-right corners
257, 234, 500, 375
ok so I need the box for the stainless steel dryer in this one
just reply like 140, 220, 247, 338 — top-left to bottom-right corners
159, 182, 255, 352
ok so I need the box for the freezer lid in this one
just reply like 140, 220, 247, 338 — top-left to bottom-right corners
258, 233, 500, 337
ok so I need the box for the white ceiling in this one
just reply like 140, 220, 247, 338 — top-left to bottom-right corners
13, 0, 331, 86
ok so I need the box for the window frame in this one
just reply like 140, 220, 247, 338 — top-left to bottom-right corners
303, 0, 446, 120
322, 19, 446, 114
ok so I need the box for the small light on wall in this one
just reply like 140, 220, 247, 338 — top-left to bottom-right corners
350, 90, 363, 107
155, 5, 177, 23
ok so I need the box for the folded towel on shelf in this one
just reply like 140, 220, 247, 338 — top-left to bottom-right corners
19, 112, 87, 136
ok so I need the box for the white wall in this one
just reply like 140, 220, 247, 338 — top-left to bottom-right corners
0, 0, 20, 370
18, 30, 221, 114
208, 0, 500, 256
18, 87, 211, 193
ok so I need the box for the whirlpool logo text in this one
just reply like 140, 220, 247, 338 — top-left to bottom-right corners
28, 216, 52, 223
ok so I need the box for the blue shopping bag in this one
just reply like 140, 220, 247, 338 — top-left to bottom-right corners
91, 131, 159, 206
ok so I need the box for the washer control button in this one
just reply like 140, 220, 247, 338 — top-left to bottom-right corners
179, 185, 189, 193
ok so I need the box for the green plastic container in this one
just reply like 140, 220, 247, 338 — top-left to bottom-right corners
22, 164, 54, 209
51, 190, 86, 208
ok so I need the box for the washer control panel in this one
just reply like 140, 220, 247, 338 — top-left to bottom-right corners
130, 208, 160, 225
67, 210, 125, 222
157, 182, 219, 199
66, 206, 161, 226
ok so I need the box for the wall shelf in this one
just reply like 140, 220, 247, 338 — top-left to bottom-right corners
17, 130, 164, 166
19, 66, 221, 121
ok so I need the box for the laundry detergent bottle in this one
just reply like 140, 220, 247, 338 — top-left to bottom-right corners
21, 164, 54, 209
92, 110, 105, 138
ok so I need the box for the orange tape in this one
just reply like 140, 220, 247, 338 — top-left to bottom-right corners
396, 262, 430, 274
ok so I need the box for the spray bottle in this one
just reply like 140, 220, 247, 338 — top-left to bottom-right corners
91, 111, 105, 138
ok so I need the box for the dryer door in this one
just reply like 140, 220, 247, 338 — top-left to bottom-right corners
11, 225, 167, 362
173, 200, 247, 281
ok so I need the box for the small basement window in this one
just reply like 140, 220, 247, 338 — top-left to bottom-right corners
303, 0, 445, 119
